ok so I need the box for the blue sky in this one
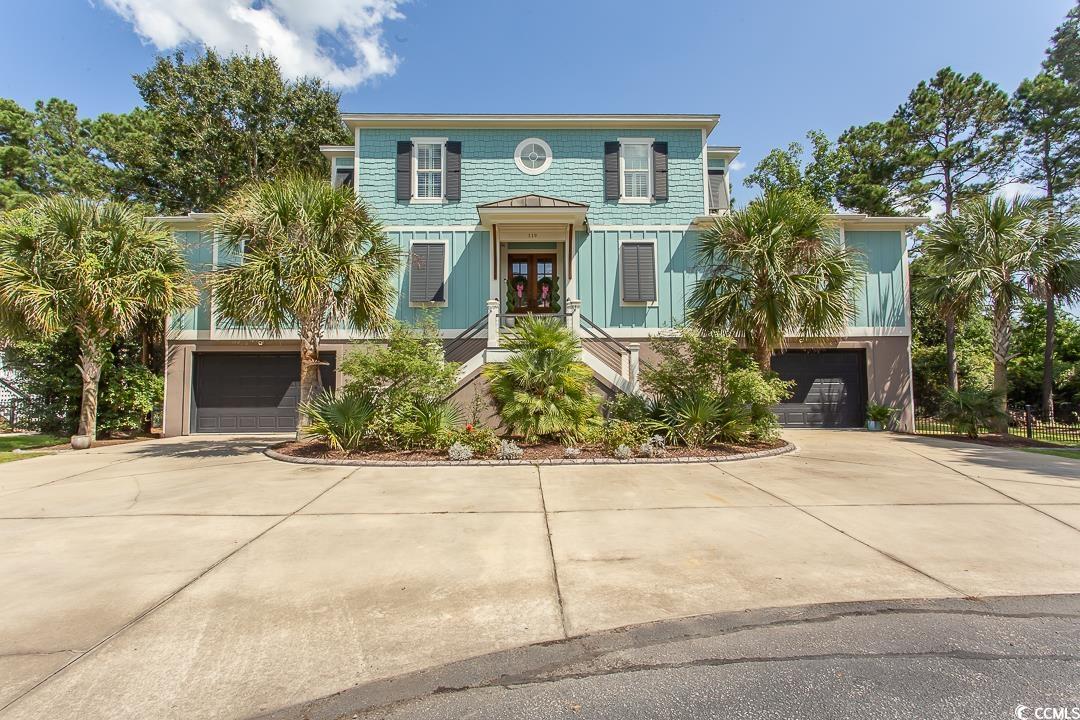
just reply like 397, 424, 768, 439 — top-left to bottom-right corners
0, 0, 1073, 195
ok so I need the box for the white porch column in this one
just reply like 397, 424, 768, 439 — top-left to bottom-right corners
486, 299, 500, 348
628, 342, 641, 391
566, 298, 581, 337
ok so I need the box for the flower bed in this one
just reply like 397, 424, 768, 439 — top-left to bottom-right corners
266, 438, 794, 466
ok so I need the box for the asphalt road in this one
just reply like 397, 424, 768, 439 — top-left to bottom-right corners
260, 595, 1080, 720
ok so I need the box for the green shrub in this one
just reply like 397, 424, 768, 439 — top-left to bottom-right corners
447, 424, 499, 455
300, 391, 377, 451
583, 418, 650, 454
341, 312, 459, 406
485, 317, 600, 442
392, 398, 463, 449
938, 387, 1006, 438
866, 403, 896, 424
634, 323, 792, 443
649, 391, 753, 447
606, 392, 651, 422
2, 332, 163, 436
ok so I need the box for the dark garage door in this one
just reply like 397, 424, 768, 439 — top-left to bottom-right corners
192, 353, 336, 433
770, 350, 865, 428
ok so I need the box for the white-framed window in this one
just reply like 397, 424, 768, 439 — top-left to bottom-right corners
619, 138, 653, 203
412, 137, 447, 202
514, 137, 552, 175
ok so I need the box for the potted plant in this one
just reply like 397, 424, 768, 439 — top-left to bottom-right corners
865, 403, 895, 431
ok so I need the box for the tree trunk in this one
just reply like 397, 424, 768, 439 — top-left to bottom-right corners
990, 303, 1011, 438
945, 315, 958, 392
754, 342, 772, 373
1042, 299, 1056, 422
76, 337, 104, 444
297, 327, 325, 441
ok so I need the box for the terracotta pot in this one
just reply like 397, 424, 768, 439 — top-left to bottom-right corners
70, 434, 92, 450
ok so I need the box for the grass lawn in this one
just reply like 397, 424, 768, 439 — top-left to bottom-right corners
0, 433, 67, 463
1023, 448, 1080, 460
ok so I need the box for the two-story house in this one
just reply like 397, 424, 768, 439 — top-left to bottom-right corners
158, 114, 922, 437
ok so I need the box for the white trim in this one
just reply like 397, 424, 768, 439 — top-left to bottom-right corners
514, 137, 553, 175
701, 129, 710, 215
617, 237, 659, 307
407, 238, 450, 308
384, 225, 484, 232
588, 224, 692, 232
410, 137, 447, 202
341, 114, 720, 131
617, 137, 654, 203
842, 326, 911, 337
353, 126, 361, 196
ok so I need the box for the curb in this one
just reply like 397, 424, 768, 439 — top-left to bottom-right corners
263, 440, 795, 467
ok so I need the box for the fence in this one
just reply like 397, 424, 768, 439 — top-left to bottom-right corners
914, 405, 1080, 446
0, 398, 33, 433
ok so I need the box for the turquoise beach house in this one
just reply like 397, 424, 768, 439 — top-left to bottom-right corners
159, 114, 922, 436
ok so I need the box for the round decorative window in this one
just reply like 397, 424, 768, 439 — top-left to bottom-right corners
514, 138, 552, 175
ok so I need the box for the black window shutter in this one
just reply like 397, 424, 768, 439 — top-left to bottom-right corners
652, 142, 668, 201
409, 243, 446, 303
708, 170, 725, 211
396, 141, 412, 201
604, 142, 620, 201
621, 242, 657, 302
445, 141, 461, 201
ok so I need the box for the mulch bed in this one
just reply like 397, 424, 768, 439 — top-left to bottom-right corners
271, 438, 791, 466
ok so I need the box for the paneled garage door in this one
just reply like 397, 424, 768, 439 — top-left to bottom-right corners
192, 353, 336, 433
770, 350, 865, 428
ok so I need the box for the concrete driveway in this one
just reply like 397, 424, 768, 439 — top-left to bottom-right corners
1, 430, 1078, 720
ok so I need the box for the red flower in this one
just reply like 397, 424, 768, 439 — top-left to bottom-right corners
465, 423, 474, 432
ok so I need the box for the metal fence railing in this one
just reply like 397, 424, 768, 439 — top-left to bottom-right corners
0, 398, 33, 433
915, 406, 1080, 446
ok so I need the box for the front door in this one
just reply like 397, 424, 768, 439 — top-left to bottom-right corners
507, 253, 558, 313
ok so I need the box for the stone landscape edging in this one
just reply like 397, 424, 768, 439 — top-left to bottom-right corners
263, 440, 795, 467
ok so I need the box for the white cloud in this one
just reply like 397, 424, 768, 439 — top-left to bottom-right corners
997, 181, 1040, 202
101, 0, 405, 88
729, 159, 745, 172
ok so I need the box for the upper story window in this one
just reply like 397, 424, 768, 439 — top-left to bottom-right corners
413, 139, 446, 201
332, 157, 354, 191
621, 141, 652, 200
515, 137, 552, 175
605, 139, 667, 204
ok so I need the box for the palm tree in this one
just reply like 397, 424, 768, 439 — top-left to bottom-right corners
690, 190, 863, 371
0, 197, 197, 444
911, 254, 980, 393
922, 196, 1075, 437
1028, 236, 1080, 421
210, 174, 399, 437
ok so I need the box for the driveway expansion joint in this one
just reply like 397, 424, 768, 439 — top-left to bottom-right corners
536, 466, 571, 638
0, 468, 356, 715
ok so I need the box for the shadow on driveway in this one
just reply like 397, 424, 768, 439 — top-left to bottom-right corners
892, 434, 1080, 483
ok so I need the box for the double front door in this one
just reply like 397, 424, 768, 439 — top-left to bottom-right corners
507, 253, 558, 313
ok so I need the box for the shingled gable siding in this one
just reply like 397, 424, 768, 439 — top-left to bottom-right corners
357, 128, 706, 225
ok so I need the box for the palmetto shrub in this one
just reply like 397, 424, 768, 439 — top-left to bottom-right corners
485, 317, 600, 442
938, 387, 1007, 438
392, 398, 463, 449
648, 391, 754, 448
300, 390, 377, 451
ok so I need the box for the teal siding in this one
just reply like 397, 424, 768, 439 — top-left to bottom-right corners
388, 229, 490, 329
846, 230, 907, 329
171, 230, 212, 332
357, 128, 704, 225
576, 229, 699, 329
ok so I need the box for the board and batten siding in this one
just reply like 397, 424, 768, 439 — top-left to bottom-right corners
171, 230, 213, 333
388, 229, 490, 329
845, 230, 907, 329
576, 229, 700, 329
357, 128, 706, 226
